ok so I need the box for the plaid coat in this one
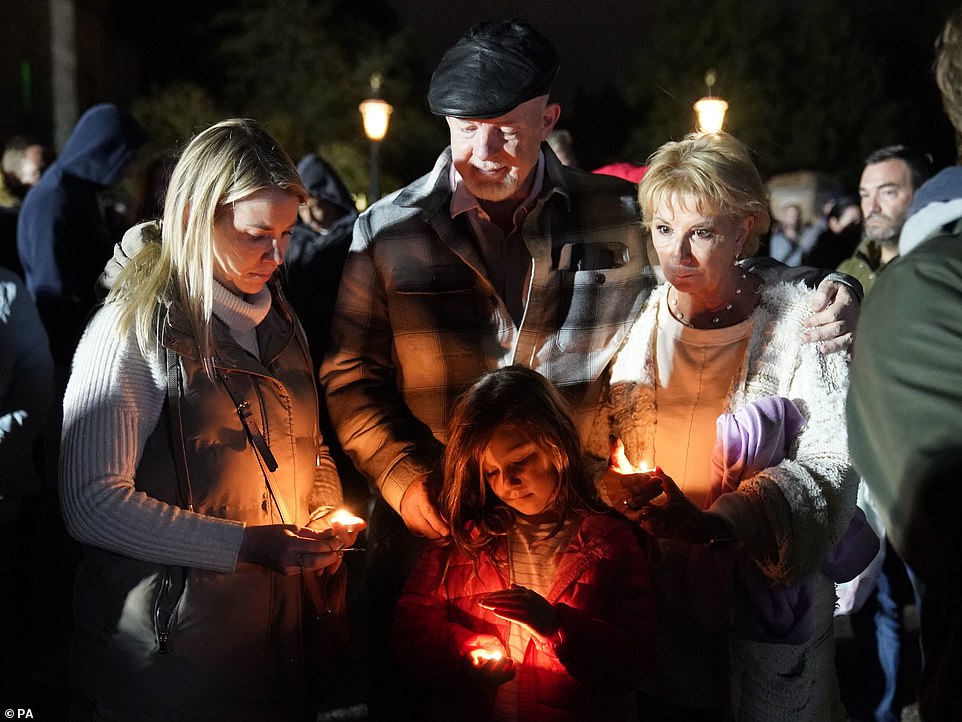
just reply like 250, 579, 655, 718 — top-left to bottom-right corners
321, 145, 656, 510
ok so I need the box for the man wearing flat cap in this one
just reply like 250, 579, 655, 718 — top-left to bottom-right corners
320, 19, 859, 715
323, 18, 656, 542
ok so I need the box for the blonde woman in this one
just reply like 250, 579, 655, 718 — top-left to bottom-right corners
590, 132, 859, 721
61, 119, 359, 720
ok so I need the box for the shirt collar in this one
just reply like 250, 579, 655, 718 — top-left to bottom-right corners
449, 150, 546, 222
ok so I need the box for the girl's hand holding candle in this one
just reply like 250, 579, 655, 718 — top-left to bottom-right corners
463, 634, 515, 685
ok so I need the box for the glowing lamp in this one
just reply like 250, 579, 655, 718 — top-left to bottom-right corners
694, 97, 729, 133
359, 98, 393, 142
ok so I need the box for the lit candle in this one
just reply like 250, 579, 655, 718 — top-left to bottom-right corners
469, 646, 504, 666
328, 509, 364, 527
618, 463, 655, 510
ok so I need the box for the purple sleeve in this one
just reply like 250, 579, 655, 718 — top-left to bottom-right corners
709, 396, 806, 504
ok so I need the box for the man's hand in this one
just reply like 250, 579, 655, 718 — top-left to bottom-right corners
803, 276, 860, 357
399, 477, 449, 539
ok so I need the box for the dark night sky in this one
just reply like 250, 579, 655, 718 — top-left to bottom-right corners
381, 1, 958, 173
383, 0, 655, 115
11, 0, 950, 177
379, 1, 664, 170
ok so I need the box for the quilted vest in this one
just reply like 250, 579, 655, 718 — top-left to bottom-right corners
72, 291, 329, 718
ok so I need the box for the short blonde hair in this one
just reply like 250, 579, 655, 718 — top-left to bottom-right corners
638, 132, 771, 257
110, 118, 305, 374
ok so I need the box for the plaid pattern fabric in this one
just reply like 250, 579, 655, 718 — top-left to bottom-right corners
321, 146, 657, 510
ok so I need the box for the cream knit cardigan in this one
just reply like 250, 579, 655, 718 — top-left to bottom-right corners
587, 280, 858, 585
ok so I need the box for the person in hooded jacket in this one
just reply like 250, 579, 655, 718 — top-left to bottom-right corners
283, 152, 358, 370
282, 152, 369, 539
16, 103, 145, 370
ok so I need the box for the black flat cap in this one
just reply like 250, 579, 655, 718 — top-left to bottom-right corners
428, 18, 560, 119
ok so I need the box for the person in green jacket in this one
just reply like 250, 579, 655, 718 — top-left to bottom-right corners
847, 6, 962, 719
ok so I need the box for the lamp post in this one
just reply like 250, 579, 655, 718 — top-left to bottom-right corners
359, 72, 394, 204
694, 69, 728, 133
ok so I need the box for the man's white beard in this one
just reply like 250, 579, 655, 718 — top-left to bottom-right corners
463, 169, 521, 203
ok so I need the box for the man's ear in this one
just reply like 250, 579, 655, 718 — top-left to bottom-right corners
543, 103, 562, 137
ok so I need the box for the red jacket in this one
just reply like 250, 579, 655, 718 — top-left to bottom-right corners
392, 512, 658, 722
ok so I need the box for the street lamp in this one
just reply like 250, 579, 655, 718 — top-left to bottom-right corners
359, 72, 394, 204
694, 69, 728, 133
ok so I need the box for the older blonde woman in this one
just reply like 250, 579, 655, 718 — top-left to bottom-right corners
589, 132, 859, 721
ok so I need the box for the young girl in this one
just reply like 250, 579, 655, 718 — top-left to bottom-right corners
391, 365, 658, 722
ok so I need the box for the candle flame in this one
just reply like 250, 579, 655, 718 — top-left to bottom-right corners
329, 509, 364, 527
469, 646, 504, 666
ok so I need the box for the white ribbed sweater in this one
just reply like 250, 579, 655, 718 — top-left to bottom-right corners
60, 284, 271, 573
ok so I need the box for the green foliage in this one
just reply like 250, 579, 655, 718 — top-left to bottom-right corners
108, 82, 224, 219
122, 0, 448, 202
213, 0, 356, 152
206, 0, 444, 197
130, 82, 223, 160
622, 0, 956, 182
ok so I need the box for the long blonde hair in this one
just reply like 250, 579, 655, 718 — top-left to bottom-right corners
108, 118, 305, 374
638, 132, 771, 257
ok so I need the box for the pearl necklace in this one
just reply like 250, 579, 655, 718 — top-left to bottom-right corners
669, 272, 751, 328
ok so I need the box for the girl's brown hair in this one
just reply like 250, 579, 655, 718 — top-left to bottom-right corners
439, 365, 605, 560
